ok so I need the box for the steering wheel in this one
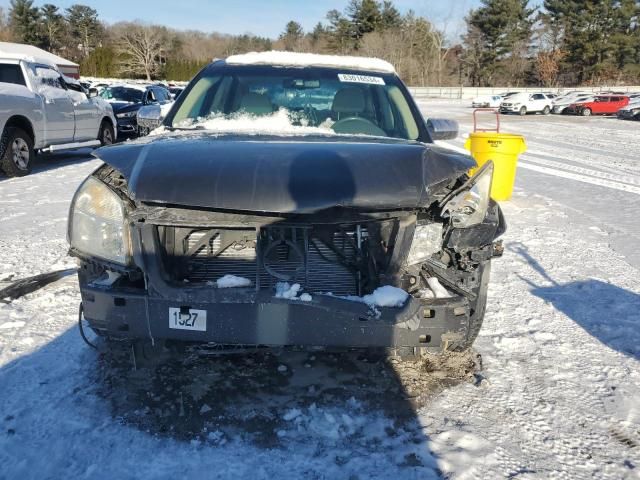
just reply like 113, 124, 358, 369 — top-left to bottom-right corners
331, 116, 387, 137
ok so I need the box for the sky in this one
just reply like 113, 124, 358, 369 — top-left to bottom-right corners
1, 0, 483, 39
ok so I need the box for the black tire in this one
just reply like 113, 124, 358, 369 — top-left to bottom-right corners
519, 106, 527, 116
542, 106, 551, 115
581, 108, 592, 117
0, 127, 34, 177
98, 120, 115, 146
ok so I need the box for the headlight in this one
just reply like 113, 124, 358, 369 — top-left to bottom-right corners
441, 162, 493, 228
68, 177, 131, 264
406, 223, 444, 265
116, 111, 136, 119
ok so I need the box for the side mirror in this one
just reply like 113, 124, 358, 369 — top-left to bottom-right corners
88, 87, 98, 97
137, 104, 163, 131
425, 118, 458, 140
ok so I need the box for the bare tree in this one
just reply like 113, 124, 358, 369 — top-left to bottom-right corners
116, 23, 166, 80
536, 49, 564, 87
0, 7, 12, 41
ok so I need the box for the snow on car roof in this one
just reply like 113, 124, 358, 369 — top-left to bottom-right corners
0, 41, 77, 67
108, 83, 149, 92
225, 51, 396, 74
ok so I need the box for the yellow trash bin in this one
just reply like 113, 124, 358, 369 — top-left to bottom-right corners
464, 132, 527, 201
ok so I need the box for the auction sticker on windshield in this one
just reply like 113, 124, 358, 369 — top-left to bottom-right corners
169, 307, 207, 331
337, 73, 385, 85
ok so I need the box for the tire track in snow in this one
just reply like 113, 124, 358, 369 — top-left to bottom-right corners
521, 154, 640, 186
437, 141, 640, 196
517, 162, 640, 195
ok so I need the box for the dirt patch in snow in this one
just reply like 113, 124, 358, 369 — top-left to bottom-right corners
96, 345, 481, 447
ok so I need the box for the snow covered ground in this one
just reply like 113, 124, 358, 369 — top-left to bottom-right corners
0, 103, 639, 479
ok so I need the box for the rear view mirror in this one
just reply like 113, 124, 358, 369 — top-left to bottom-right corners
137, 105, 163, 131
426, 118, 458, 140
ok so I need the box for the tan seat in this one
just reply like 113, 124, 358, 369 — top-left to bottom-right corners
331, 87, 366, 120
239, 92, 273, 115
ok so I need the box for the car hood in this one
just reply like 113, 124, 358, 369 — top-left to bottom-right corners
109, 102, 142, 113
93, 133, 475, 213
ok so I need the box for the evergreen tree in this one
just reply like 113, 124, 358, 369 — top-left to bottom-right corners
380, 0, 402, 30
279, 20, 304, 51
66, 4, 101, 58
41, 4, 65, 52
463, 0, 535, 85
346, 0, 382, 45
326, 9, 355, 53
8, 0, 43, 46
543, 0, 640, 83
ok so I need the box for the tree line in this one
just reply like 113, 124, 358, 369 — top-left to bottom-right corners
1, 0, 639, 86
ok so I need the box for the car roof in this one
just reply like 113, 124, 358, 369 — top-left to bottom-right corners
223, 50, 396, 74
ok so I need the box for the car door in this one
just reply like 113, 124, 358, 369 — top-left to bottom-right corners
592, 97, 607, 114
530, 93, 546, 111
612, 97, 627, 113
33, 65, 75, 143
67, 82, 100, 141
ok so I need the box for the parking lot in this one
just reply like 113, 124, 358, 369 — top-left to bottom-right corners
1, 100, 639, 478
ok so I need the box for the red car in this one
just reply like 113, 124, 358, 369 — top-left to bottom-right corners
566, 95, 629, 116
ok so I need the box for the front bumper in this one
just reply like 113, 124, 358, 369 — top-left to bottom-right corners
80, 284, 470, 350
499, 106, 520, 113
618, 110, 639, 120
116, 117, 138, 137
78, 223, 474, 351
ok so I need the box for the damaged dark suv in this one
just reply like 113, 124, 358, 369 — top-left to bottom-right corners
68, 52, 505, 359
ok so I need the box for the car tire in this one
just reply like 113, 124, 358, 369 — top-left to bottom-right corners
0, 127, 34, 177
543, 106, 551, 115
98, 120, 115, 146
519, 106, 527, 116
582, 108, 592, 116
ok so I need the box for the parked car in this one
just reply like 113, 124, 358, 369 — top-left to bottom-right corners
617, 100, 640, 120
497, 91, 521, 99
0, 55, 116, 176
168, 86, 184, 100
69, 52, 505, 362
100, 84, 172, 138
553, 93, 594, 114
471, 95, 502, 108
565, 95, 630, 116
499, 92, 554, 115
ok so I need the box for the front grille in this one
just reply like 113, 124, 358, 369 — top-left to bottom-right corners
164, 225, 367, 296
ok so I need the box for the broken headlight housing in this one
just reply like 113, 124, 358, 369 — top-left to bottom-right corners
406, 223, 444, 265
440, 161, 493, 228
68, 177, 131, 265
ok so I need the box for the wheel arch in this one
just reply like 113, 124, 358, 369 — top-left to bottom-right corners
2, 115, 35, 143
0, 115, 35, 158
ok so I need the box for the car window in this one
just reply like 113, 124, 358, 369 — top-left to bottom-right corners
100, 86, 144, 103
0, 63, 26, 86
147, 90, 157, 103
171, 67, 421, 140
532, 94, 544, 100
158, 88, 170, 101
35, 66, 65, 90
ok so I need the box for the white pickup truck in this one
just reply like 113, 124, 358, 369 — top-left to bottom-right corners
0, 55, 117, 177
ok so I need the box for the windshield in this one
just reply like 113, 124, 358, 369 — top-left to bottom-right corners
169, 66, 421, 140
100, 86, 144, 103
